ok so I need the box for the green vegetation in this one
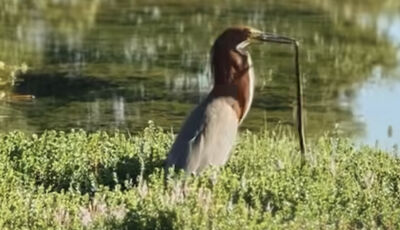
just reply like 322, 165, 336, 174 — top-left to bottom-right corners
0, 123, 399, 229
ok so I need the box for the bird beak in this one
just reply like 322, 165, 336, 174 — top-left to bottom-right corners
251, 30, 294, 44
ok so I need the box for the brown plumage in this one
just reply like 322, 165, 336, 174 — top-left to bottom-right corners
210, 27, 253, 122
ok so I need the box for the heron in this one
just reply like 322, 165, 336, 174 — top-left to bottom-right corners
165, 26, 298, 175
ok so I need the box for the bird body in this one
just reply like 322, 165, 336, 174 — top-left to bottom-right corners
165, 27, 270, 174
166, 95, 240, 173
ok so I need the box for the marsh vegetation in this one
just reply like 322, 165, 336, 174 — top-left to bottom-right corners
0, 124, 399, 229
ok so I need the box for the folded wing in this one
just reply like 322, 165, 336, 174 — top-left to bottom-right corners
165, 97, 239, 174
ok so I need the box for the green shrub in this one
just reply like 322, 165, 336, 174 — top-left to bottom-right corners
0, 123, 399, 229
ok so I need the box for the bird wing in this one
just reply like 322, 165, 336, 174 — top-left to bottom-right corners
166, 97, 238, 174
165, 99, 208, 171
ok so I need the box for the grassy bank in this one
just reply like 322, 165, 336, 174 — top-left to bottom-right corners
0, 122, 399, 229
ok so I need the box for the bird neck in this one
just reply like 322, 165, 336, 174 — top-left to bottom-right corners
210, 49, 254, 123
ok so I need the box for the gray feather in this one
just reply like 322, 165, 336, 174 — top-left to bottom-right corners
165, 96, 238, 174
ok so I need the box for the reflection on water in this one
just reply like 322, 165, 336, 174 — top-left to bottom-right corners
352, 10, 400, 150
113, 96, 126, 126
377, 15, 400, 45
359, 12, 400, 46
0, 0, 399, 149
353, 69, 400, 150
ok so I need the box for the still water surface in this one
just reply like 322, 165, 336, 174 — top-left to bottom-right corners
0, 0, 399, 150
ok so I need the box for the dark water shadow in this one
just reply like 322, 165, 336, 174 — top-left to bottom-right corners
12, 71, 203, 103
13, 72, 118, 100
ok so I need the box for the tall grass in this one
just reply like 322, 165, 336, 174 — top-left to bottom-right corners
0, 122, 399, 229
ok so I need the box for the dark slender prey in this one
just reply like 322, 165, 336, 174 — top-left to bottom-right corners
259, 34, 306, 157
293, 41, 306, 157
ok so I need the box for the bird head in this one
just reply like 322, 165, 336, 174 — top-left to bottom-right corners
212, 26, 293, 56
211, 26, 293, 84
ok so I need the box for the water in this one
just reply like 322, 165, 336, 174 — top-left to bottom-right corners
0, 0, 399, 149
354, 76, 400, 150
